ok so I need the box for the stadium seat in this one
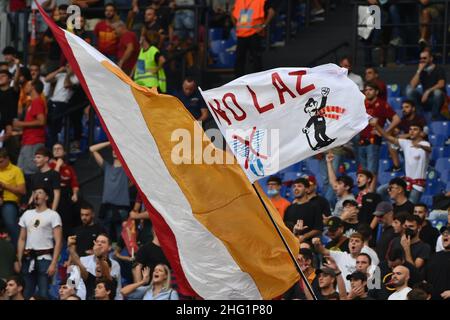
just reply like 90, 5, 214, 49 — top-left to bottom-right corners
416, 84, 423, 94
430, 121, 450, 136
388, 97, 402, 112
429, 134, 445, 147
378, 159, 393, 172
284, 162, 302, 173
210, 40, 228, 56
439, 169, 450, 181
347, 171, 357, 183
283, 171, 303, 183
431, 146, 450, 160
435, 157, 450, 174
209, 28, 224, 41
217, 51, 236, 68
421, 195, 433, 207
342, 160, 357, 172
387, 84, 401, 98
305, 158, 320, 173
426, 169, 440, 181
380, 142, 389, 159
447, 84, 450, 96
424, 181, 445, 196
94, 126, 107, 143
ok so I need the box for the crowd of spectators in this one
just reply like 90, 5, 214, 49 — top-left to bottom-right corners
0, 1, 449, 301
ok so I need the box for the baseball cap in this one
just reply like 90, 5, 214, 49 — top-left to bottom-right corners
440, 225, 450, 234
346, 271, 367, 282
303, 175, 317, 186
326, 216, 343, 232
373, 201, 393, 216
343, 199, 358, 207
316, 268, 337, 277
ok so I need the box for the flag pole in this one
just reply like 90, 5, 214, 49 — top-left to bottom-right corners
251, 183, 318, 300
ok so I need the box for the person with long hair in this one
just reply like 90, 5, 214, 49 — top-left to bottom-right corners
120, 264, 178, 300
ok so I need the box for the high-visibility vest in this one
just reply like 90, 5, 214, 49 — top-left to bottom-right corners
134, 46, 167, 93
232, 0, 266, 38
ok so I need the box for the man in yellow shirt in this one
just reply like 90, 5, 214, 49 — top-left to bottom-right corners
266, 176, 290, 219
0, 148, 26, 247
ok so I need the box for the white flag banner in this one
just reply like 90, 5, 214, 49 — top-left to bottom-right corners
199, 63, 369, 183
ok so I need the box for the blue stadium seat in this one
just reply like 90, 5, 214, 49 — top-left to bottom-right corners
230, 28, 237, 42
439, 169, 450, 181
388, 97, 402, 112
431, 146, 450, 160
435, 157, 450, 174
217, 52, 236, 68
283, 171, 303, 183
447, 84, 450, 96
284, 162, 302, 173
430, 121, 450, 136
380, 142, 389, 159
305, 158, 320, 173
378, 159, 393, 172
347, 171, 357, 183
426, 169, 440, 181
429, 134, 445, 147
424, 181, 445, 196
378, 172, 393, 185
94, 126, 107, 143
342, 160, 357, 172
421, 195, 433, 207
210, 40, 227, 56
387, 84, 401, 98
416, 84, 423, 94
209, 28, 224, 41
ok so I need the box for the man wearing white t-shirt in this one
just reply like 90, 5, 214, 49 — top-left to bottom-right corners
388, 265, 412, 300
17, 186, 63, 299
313, 232, 376, 292
44, 63, 79, 147
374, 120, 431, 203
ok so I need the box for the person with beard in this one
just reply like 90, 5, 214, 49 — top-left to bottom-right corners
374, 122, 430, 204
94, 3, 119, 61
389, 100, 427, 171
368, 248, 421, 300
406, 48, 446, 120
364, 67, 387, 101
325, 217, 349, 253
73, 201, 106, 257
390, 214, 431, 270
305, 175, 331, 221
283, 178, 323, 244
373, 201, 396, 262
426, 226, 450, 300
140, 6, 165, 40
413, 203, 440, 252
313, 232, 371, 292
266, 176, 290, 219
388, 265, 412, 300
43, 4, 68, 73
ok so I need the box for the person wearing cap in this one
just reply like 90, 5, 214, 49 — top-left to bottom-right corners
17, 186, 63, 299
346, 271, 374, 300
356, 169, 381, 226
372, 201, 396, 262
390, 214, 431, 270
313, 232, 370, 292
387, 265, 412, 300
306, 174, 331, 221
425, 225, 450, 299
325, 216, 349, 253
413, 203, 440, 252
266, 176, 291, 220
340, 199, 361, 237
373, 120, 430, 204
284, 178, 323, 243
325, 152, 355, 218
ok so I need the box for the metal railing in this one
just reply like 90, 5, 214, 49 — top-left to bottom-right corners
351, 0, 450, 65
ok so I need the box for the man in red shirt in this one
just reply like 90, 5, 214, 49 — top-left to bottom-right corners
365, 67, 387, 102
357, 82, 400, 181
94, 3, 118, 61
13, 80, 46, 178
112, 21, 139, 75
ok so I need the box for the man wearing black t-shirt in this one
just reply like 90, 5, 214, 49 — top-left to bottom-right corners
0, 70, 19, 160
426, 226, 450, 300
373, 201, 397, 262
388, 178, 414, 215
414, 203, 440, 252
390, 215, 431, 270
43, 5, 68, 72
406, 48, 446, 120
132, 229, 169, 283
28, 147, 60, 211
306, 175, 331, 219
73, 202, 106, 257
284, 178, 323, 243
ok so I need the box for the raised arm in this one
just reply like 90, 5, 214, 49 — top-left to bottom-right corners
325, 152, 338, 189
120, 266, 151, 297
312, 237, 330, 256
373, 121, 399, 146
89, 141, 110, 167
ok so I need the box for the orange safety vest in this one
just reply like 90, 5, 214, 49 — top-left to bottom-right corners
233, 0, 266, 38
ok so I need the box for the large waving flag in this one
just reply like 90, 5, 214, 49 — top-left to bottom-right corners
200, 65, 369, 182
35, 3, 300, 299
